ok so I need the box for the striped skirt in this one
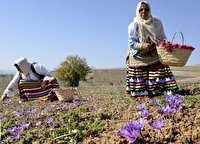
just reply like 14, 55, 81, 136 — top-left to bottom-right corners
18, 78, 59, 102
126, 62, 179, 97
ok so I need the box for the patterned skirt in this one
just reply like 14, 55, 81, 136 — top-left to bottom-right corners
126, 62, 179, 97
18, 78, 59, 102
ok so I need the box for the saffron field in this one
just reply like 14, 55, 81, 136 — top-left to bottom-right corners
0, 66, 200, 143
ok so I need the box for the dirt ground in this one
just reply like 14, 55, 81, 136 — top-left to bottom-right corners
173, 71, 200, 83
78, 83, 200, 144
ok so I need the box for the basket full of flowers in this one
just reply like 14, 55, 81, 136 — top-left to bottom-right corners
156, 31, 195, 67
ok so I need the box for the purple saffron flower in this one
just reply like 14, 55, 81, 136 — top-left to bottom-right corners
149, 118, 164, 130
34, 121, 41, 127
46, 117, 53, 124
54, 122, 61, 128
140, 110, 149, 118
45, 106, 55, 111
132, 118, 146, 131
164, 95, 184, 110
10, 132, 20, 141
136, 103, 146, 111
12, 126, 23, 133
90, 106, 97, 111
152, 98, 160, 105
15, 110, 25, 116
21, 123, 30, 130
117, 122, 140, 143
158, 105, 176, 115
72, 99, 84, 105
29, 109, 36, 115
61, 103, 67, 109
4, 99, 12, 104
6, 128, 14, 133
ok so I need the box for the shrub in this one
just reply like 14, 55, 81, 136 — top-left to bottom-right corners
54, 55, 92, 87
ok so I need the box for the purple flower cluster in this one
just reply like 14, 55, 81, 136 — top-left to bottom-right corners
15, 109, 36, 116
117, 118, 146, 143
164, 95, 185, 110
6, 123, 30, 141
34, 121, 41, 126
45, 106, 55, 111
90, 106, 97, 111
72, 99, 84, 105
158, 105, 176, 115
46, 117, 53, 124
149, 118, 164, 130
117, 94, 185, 142
3, 99, 12, 104
152, 98, 160, 105
136, 103, 146, 111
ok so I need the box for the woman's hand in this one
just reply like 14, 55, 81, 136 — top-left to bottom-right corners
41, 80, 48, 90
142, 43, 151, 53
0, 93, 7, 101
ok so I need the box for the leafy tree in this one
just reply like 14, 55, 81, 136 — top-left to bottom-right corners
54, 55, 92, 87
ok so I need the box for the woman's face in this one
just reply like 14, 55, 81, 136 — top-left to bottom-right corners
15, 65, 23, 73
139, 3, 150, 20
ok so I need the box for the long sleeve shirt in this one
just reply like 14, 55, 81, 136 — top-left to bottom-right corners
4, 63, 53, 96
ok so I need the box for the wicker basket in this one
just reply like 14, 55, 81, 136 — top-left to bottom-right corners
53, 87, 80, 102
156, 31, 195, 67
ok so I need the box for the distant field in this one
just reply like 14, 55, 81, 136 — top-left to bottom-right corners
80, 64, 200, 86
1, 65, 200, 91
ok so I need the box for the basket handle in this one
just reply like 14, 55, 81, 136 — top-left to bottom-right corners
171, 31, 184, 45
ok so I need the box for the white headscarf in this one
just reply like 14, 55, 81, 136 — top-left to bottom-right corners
14, 57, 31, 75
133, 1, 166, 42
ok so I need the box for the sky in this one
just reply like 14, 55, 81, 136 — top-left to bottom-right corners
0, 0, 199, 71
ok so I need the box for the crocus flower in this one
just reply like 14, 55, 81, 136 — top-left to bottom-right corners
164, 95, 184, 110
136, 103, 146, 111
54, 122, 61, 128
152, 98, 160, 105
15, 110, 25, 116
29, 109, 36, 115
61, 103, 67, 109
72, 99, 84, 105
132, 118, 146, 131
12, 126, 23, 133
10, 132, 20, 141
158, 105, 176, 115
21, 123, 30, 130
34, 121, 41, 127
117, 122, 140, 143
149, 118, 164, 130
140, 110, 149, 118
90, 106, 97, 111
6, 128, 14, 133
4, 99, 12, 104
46, 117, 53, 124
45, 106, 55, 111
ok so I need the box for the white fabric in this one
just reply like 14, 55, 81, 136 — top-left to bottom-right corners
4, 59, 52, 96
133, 1, 166, 43
14, 58, 31, 75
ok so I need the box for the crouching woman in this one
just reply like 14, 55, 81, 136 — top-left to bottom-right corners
1, 57, 59, 102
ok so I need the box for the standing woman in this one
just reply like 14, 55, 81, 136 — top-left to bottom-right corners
126, 1, 179, 98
